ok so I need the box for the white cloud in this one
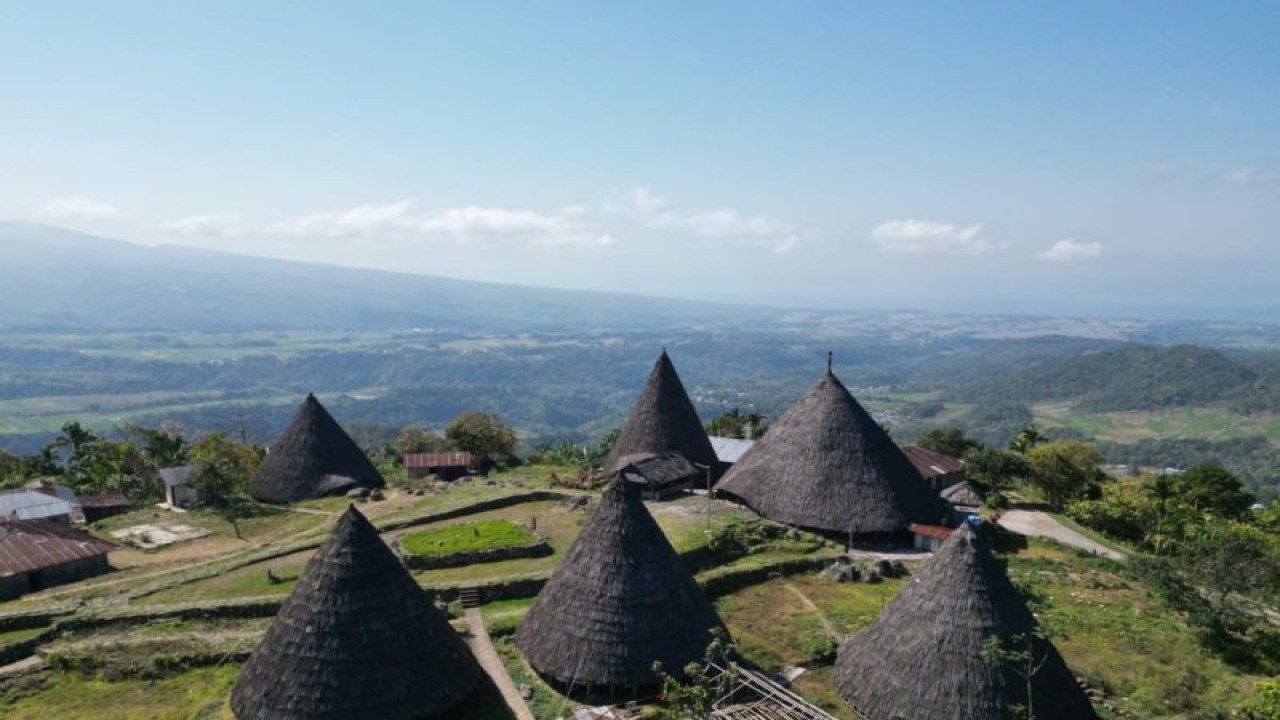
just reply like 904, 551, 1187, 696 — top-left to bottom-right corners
1038, 238, 1102, 261
608, 187, 801, 253
168, 201, 614, 253
871, 219, 992, 254
41, 196, 126, 221
1218, 166, 1279, 186
165, 212, 253, 237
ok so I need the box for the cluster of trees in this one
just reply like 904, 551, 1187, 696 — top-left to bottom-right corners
0, 421, 263, 522
386, 411, 520, 466
914, 426, 1107, 509
703, 408, 768, 440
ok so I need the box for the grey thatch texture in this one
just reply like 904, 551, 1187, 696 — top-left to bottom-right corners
231, 505, 479, 720
716, 369, 947, 535
604, 350, 717, 473
835, 523, 1097, 720
619, 452, 700, 489
942, 480, 987, 507
250, 394, 385, 504
514, 477, 725, 689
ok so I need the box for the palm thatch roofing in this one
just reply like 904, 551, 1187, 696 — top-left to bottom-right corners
514, 477, 725, 690
715, 367, 947, 535
604, 350, 717, 474
249, 393, 385, 504
835, 523, 1097, 720
941, 480, 987, 507
231, 505, 479, 720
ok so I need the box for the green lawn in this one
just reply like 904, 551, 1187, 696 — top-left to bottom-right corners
400, 519, 539, 557
2, 665, 239, 720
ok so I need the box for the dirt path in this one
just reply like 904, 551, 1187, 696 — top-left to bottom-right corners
463, 606, 535, 720
997, 510, 1127, 561
783, 583, 840, 640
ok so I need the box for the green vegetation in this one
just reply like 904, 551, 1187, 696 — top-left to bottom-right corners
400, 519, 540, 557
2, 665, 238, 720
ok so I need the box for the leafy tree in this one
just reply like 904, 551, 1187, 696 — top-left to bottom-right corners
916, 427, 982, 458
1135, 521, 1280, 671
1238, 677, 1280, 719
1066, 479, 1159, 546
705, 408, 768, 440
188, 433, 261, 539
1169, 464, 1255, 520
444, 411, 518, 464
653, 629, 737, 719
963, 446, 1028, 495
1009, 425, 1046, 455
980, 631, 1055, 720
1024, 441, 1104, 508
392, 425, 447, 456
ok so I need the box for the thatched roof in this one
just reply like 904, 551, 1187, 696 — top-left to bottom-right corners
604, 350, 717, 473
514, 477, 725, 689
249, 394, 385, 504
231, 505, 479, 719
942, 480, 986, 507
835, 523, 1097, 720
716, 368, 947, 535
619, 452, 701, 489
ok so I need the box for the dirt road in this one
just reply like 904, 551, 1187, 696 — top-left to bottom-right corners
996, 510, 1127, 561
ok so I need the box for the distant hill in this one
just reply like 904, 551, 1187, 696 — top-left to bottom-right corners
0, 222, 775, 333
950, 344, 1267, 412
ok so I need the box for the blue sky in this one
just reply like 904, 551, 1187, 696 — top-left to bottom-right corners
2, 1, 1278, 320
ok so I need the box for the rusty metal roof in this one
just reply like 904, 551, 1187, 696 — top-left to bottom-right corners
909, 523, 955, 540
403, 452, 472, 469
0, 518, 117, 577
900, 445, 965, 479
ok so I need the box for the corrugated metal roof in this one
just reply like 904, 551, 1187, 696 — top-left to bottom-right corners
403, 452, 472, 469
909, 523, 954, 540
709, 436, 755, 464
78, 494, 131, 509
0, 490, 74, 521
900, 445, 965, 479
0, 518, 117, 576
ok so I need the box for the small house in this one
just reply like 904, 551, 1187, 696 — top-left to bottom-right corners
908, 523, 954, 552
617, 452, 704, 500
940, 481, 985, 511
77, 494, 132, 522
0, 518, 117, 599
160, 466, 199, 509
0, 489, 76, 526
403, 451, 473, 481
900, 445, 966, 491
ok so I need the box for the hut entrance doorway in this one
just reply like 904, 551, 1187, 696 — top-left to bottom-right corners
27, 570, 45, 592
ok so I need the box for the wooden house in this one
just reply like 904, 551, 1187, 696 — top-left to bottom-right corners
403, 451, 473, 481
900, 445, 966, 491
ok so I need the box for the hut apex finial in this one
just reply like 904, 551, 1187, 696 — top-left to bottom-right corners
827, 350, 833, 374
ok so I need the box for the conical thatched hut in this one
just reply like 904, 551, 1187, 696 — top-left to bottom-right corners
231, 505, 479, 719
250, 394, 385, 503
515, 477, 725, 691
716, 365, 946, 536
604, 350, 717, 474
835, 523, 1097, 720
942, 480, 987, 508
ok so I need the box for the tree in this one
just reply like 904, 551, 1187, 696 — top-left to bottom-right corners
1238, 677, 1280, 719
980, 631, 1055, 720
963, 447, 1028, 495
916, 427, 982, 459
705, 408, 768, 440
653, 629, 737, 719
1135, 521, 1280, 670
1170, 464, 1255, 520
188, 433, 261, 539
392, 425, 447, 456
444, 412, 518, 464
1009, 425, 1046, 455
1024, 441, 1104, 508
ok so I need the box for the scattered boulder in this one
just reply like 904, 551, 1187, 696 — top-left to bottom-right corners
864, 569, 882, 584
345, 487, 371, 499
875, 559, 894, 578
369, 488, 385, 501
564, 495, 590, 511
890, 560, 908, 577
821, 562, 859, 583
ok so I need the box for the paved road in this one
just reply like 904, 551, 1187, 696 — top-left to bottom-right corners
463, 606, 536, 720
997, 510, 1127, 561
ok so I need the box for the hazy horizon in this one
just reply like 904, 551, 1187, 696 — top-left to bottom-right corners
2, 3, 1277, 324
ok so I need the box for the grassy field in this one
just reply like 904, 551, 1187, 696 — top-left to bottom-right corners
1034, 401, 1280, 443
1, 665, 239, 720
400, 519, 540, 557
